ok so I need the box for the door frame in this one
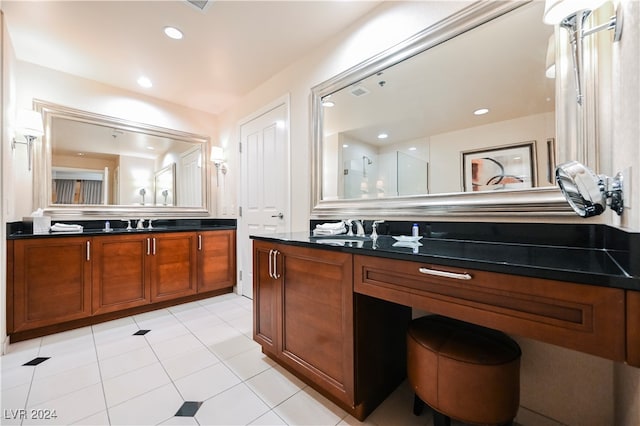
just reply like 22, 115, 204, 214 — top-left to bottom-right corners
237, 94, 291, 297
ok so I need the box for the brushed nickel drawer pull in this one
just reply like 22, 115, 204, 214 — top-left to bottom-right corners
418, 267, 472, 280
86, 241, 91, 261
268, 249, 274, 279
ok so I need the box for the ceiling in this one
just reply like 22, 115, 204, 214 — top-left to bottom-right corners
2, 0, 382, 115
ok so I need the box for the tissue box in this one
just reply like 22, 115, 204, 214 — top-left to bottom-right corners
23, 216, 52, 234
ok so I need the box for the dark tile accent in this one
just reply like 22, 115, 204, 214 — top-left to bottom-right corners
175, 401, 203, 417
133, 329, 151, 336
23, 357, 50, 366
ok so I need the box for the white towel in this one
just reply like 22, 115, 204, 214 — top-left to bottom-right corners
315, 221, 345, 230
313, 227, 346, 236
50, 223, 84, 232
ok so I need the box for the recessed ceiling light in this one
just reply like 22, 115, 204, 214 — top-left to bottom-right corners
377, 133, 388, 139
408, 147, 417, 151
164, 26, 183, 40
473, 108, 489, 115
137, 76, 153, 88
342, 144, 349, 148
146, 146, 155, 150
322, 100, 335, 107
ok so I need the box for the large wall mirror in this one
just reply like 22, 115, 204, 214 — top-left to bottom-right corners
311, 1, 577, 218
34, 100, 210, 217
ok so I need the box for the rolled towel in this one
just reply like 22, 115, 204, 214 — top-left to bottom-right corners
50, 223, 84, 232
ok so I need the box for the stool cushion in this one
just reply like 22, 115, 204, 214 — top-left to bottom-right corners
407, 315, 521, 425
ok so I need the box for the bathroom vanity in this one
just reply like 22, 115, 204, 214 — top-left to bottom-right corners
6, 219, 236, 342
251, 223, 640, 420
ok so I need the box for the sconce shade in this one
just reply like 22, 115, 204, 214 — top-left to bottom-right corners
211, 146, 224, 163
543, 0, 607, 24
16, 109, 44, 137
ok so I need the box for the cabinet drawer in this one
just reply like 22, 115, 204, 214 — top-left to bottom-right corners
354, 255, 625, 361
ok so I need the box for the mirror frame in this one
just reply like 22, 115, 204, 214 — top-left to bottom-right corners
34, 99, 211, 218
310, 1, 574, 219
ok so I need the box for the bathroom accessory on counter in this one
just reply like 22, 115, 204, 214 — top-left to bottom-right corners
556, 160, 624, 217
104, 221, 112, 232
50, 223, 83, 233
313, 221, 346, 236
23, 209, 51, 234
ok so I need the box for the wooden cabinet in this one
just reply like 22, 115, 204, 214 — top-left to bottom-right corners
149, 232, 197, 302
197, 230, 236, 293
8, 228, 236, 341
252, 240, 409, 420
10, 237, 92, 332
92, 234, 150, 315
354, 254, 626, 362
253, 240, 355, 408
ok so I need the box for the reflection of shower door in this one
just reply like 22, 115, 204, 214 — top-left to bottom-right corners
179, 147, 202, 207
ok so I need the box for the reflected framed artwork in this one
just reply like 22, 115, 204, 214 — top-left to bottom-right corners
462, 141, 536, 192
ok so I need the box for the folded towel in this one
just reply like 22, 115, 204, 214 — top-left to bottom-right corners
315, 221, 345, 230
313, 227, 346, 236
50, 223, 83, 232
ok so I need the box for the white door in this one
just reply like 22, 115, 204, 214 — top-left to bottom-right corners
239, 101, 289, 298
179, 146, 202, 207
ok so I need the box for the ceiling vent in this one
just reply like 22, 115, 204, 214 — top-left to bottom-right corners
186, 0, 211, 11
350, 85, 370, 97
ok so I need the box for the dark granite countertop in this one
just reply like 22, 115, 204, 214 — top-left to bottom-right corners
251, 231, 640, 291
7, 218, 236, 240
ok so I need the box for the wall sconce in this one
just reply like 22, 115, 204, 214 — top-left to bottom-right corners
543, 0, 623, 105
12, 109, 44, 171
556, 160, 623, 217
211, 146, 227, 187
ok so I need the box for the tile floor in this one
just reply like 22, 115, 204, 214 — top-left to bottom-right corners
1, 293, 543, 426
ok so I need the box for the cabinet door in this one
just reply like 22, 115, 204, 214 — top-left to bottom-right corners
279, 245, 355, 407
12, 237, 91, 332
92, 234, 151, 315
149, 232, 197, 302
252, 241, 279, 354
197, 230, 236, 292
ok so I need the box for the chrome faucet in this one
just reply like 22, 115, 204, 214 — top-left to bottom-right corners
371, 220, 385, 239
352, 220, 365, 237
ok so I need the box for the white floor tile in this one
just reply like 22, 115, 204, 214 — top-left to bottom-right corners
94, 333, 150, 360
158, 416, 200, 425
102, 362, 171, 407
141, 322, 191, 346
107, 383, 183, 425
149, 333, 205, 360
27, 362, 101, 407
249, 410, 288, 425
173, 362, 241, 401
274, 386, 347, 426
209, 332, 259, 360
224, 346, 276, 381
245, 365, 306, 408
39, 326, 94, 356
195, 383, 269, 425
0, 384, 31, 425
23, 382, 106, 425
160, 346, 221, 381
33, 347, 97, 380
72, 410, 110, 425
98, 345, 158, 380
0, 293, 457, 426
1, 364, 34, 390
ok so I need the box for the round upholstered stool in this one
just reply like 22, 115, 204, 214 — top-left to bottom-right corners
407, 315, 521, 426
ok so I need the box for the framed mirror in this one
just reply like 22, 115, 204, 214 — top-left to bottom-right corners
311, 1, 574, 218
34, 100, 211, 217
